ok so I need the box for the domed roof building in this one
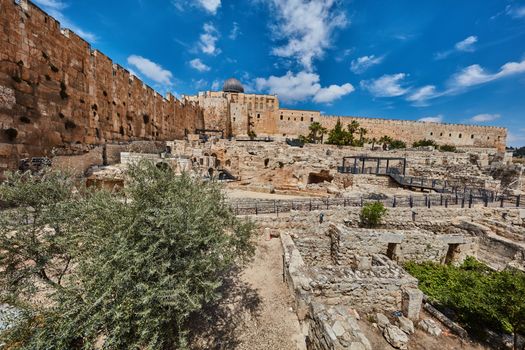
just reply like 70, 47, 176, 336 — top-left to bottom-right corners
223, 78, 244, 93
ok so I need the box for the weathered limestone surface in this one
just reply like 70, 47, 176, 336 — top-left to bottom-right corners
0, 0, 204, 172
184, 91, 507, 150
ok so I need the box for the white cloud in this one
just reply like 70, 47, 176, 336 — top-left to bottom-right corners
211, 80, 221, 90
313, 83, 355, 103
267, 0, 347, 71
507, 5, 525, 19
449, 58, 525, 88
435, 35, 478, 60
470, 113, 501, 122
408, 58, 525, 105
199, 23, 220, 55
419, 115, 444, 123
127, 55, 173, 86
32, 1, 97, 42
507, 131, 525, 146
197, 0, 221, 14
455, 35, 478, 52
189, 58, 211, 72
229, 22, 240, 40
350, 55, 384, 74
361, 73, 408, 97
406, 85, 440, 103
255, 71, 354, 104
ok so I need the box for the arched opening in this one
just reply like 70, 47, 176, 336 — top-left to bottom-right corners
264, 158, 269, 168
307, 170, 334, 184
225, 159, 231, 167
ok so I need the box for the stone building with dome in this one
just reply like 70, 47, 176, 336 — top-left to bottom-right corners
182, 78, 507, 150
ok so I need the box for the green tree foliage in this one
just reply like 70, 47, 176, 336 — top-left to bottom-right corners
412, 139, 438, 148
299, 122, 328, 144
439, 144, 457, 152
359, 202, 387, 228
378, 136, 406, 150
0, 162, 255, 349
247, 130, 257, 139
513, 146, 525, 158
326, 119, 367, 146
405, 258, 525, 349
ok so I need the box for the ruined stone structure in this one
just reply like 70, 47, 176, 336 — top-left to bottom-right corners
0, 0, 204, 172
184, 82, 507, 151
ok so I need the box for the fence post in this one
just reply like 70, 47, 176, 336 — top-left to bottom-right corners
274, 200, 276, 214
409, 196, 413, 208
517, 195, 521, 208
309, 199, 312, 211
360, 197, 363, 207
236, 204, 239, 215
425, 196, 428, 207
455, 194, 459, 205
484, 195, 488, 207
469, 194, 473, 208
255, 203, 258, 215
461, 197, 465, 208
326, 198, 329, 210
445, 198, 448, 208
393, 196, 397, 208
440, 194, 443, 206
501, 197, 504, 208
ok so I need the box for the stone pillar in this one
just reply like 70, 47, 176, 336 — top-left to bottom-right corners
401, 287, 423, 320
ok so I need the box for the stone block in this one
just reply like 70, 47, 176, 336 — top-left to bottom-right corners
383, 324, 409, 349
401, 287, 423, 320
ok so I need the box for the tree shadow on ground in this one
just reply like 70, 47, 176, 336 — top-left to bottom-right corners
188, 267, 262, 350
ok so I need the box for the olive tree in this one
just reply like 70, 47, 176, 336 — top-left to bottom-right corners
0, 161, 255, 349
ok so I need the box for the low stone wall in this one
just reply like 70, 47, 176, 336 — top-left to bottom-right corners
308, 255, 418, 312
328, 225, 478, 265
307, 303, 371, 350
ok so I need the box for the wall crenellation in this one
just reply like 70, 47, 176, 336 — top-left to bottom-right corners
0, 0, 204, 173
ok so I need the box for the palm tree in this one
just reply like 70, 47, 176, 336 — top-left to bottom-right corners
371, 137, 377, 150
309, 122, 323, 143
319, 126, 328, 144
358, 127, 368, 145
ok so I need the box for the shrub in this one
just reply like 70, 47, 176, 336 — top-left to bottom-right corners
389, 140, 407, 149
247, 130, 257, 139
0, 162, 256, 349
412, 139, 438, 148
405, 258, 525, 349
439, 144, 457, 152
360, 202, 387, 228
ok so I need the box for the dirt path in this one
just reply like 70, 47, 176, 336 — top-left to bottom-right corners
233, 235, 306, 350
190, 234, 306, 350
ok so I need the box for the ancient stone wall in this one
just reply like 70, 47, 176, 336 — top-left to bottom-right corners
328, 225, 478, 265
0, 0, 204, 173
186, 90, 507, 150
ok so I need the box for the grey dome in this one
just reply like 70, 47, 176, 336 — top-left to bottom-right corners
223, 78, 244, 93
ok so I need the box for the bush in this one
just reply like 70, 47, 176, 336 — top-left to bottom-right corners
0, 162, 256, 349
360, 202, 387, 228
439, 144, 457, 152
405, 258, 525, 349
389, 139, 407, 149
412, 139, 438, 148
247, 130, 257, 139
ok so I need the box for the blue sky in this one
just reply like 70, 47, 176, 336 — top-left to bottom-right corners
33, 0, 525, 145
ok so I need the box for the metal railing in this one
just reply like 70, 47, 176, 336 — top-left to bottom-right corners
230, 193, 524, 216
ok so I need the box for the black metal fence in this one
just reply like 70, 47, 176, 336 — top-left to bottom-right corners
231, 193, 525, 216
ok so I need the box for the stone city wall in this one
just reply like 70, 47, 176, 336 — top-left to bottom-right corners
0, 0, 204, 173
188, 91, 507, 150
